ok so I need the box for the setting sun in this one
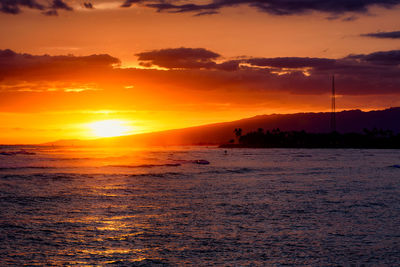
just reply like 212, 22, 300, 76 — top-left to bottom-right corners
88, 120, 134, 138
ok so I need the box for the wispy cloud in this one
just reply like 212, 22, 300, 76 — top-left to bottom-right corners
361, 30, 400, 39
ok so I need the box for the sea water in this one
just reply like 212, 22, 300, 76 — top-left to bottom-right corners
0, 145, 399, 265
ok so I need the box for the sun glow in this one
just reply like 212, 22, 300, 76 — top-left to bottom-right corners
88, 119, 134, 138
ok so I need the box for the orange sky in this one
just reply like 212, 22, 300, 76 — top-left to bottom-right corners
1, 1, 400, 143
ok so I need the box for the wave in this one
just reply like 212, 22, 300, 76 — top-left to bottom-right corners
0, 173, 95, 180
293, 154, 313, 158
225, 167, 255, 174
109, 159, 210, 168
197, 166, 287, 176
48, 157, 93, 161
0, 150, 36, 156
198, 167, 257, 175
108, 163, 181, 168
129, 172, 185, 178
172, 159, 210, 165
0, 166, 56, 171
124, 258, 170, 266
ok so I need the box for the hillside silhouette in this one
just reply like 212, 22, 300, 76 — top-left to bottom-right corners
46, 107, 400, 147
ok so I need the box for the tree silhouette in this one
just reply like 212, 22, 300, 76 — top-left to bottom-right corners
222, 128, 400, 148
233, 128, 242, 143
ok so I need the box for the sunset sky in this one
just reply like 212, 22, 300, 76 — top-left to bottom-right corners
1, 0, 400, 143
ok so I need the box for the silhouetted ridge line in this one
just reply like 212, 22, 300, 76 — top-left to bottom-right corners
44, 107, 400, 147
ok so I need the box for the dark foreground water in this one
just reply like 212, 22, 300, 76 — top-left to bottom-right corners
0, 146, 399, 266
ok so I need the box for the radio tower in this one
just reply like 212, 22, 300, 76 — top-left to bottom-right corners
331, 75, 336, 132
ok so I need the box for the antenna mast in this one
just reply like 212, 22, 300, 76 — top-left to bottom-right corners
331, 75, 336, 132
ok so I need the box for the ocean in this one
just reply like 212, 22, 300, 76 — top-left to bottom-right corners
0, 145, 399, 266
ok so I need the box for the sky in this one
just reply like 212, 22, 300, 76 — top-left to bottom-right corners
1, 0, 400, 143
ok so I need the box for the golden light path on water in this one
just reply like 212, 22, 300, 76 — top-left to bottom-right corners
54, 155, 162, 264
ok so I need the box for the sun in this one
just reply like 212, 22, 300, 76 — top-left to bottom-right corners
87, 119, 134, 138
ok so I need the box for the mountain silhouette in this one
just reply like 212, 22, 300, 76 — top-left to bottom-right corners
46, 107, 400, 147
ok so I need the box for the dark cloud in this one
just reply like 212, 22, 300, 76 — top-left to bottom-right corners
121, 0, 142, 8
0, 0, 72, 15
346, 50, 400, 65
51, 0, 72, 10
1, 48, 400, 97
194, 10, 219, 16
215, 60, 241, 71
136, 47, 220, 69
135, 50, 339, 71
0, 49, 17, 58
0, 0, 44, 14
135, 47, 243, 70
0, 49, 120, 80
133, 47, 400, 95
43, 0, 73, 15
361, 30, 400, 39
121, 0, 400, 16
4, 0, 400, 16
42, 9, 58, 15
83, 2, 93, 9
342, 15, 358, 21
246, 57, 336, 69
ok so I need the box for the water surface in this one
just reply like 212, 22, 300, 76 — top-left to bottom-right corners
1, 146, 399, 265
